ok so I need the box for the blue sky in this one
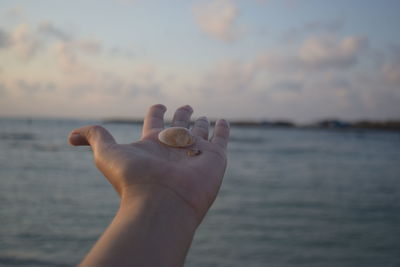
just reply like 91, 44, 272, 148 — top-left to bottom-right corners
0, 0, 399, 121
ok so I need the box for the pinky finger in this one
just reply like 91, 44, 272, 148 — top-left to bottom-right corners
211, 119, 230, 150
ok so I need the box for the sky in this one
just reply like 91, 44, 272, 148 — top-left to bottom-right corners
0, 0, 400, 122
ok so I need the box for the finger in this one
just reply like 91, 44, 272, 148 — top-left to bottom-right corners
68, 125, 116, 153
142, 104, 167, 137
191, 116, 209, 140
211, 119, 230, 150
172, 105, 193, 128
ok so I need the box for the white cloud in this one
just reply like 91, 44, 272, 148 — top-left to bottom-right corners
189, 33, 400, 121
76, 39, 102, 54
0, 19, 166, 115
199, 60, 256, 95
0, 21, 103, 64
11, 24, 40, 60
298, 35, 368, 69
193, 0, 241, 42
53, 42, 79, 72
0, 12, 398, 121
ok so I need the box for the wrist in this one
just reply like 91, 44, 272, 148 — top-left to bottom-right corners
119, 184, 201, 229
80, 184, 199, 267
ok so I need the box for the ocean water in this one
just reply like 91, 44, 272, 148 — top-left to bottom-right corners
0, 118, 400, 267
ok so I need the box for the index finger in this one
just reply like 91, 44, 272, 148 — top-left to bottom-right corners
142, 104, 167, 138
211, 119, 230, 150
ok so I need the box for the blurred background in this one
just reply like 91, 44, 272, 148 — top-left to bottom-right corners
1, 0, 400, 266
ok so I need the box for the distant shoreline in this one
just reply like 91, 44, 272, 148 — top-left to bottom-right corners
1, 117, 399, 131
103, 118, 400, 131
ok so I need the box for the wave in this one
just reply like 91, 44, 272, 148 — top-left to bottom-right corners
0, 256, 69, 267
229, 136, 266, 144
0, 132, 35, 141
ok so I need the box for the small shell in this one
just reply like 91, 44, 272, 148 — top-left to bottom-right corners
187, 149, 201, 156
158, 127, 195, 148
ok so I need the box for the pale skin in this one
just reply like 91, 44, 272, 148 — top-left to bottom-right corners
68, 104, 230, 267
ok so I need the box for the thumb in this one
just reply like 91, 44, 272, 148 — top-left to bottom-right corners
68, 125, 116, 153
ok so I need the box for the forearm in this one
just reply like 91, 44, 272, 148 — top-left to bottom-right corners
79, 185, 199, 267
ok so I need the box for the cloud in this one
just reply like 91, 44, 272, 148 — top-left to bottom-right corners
122, 64, 164, 98
0, 24, 41, 59
0, 21, 103, 64
0, 28, 11, 49
110, 45, 136, 58
193, 0, 241, 42
190, 33, 400, 121
38, 21, 72, 41
33, 21, 103, 73
38, 21, 102, 55
51, 38, 103, 73
298, 35, 368, 69
0, 82, 5, 96
382, 61, 400, 85
11, 24, 40, 60
53, 42, 79, 72
0, 76, 56, 98
252, 35, 369, 75
281, 18, 345, 43
76, 39, 102, 54
197, 35, 368, 96
271, 80, 304, 91
14, 79, 56, 96
0, 20, 165, 118
198, 60, 257, 95
0, 13, 397, 121
381, 46, 400, 85
1, 20, 151, 103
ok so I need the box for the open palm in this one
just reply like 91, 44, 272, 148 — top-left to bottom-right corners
68, 104, 230, 221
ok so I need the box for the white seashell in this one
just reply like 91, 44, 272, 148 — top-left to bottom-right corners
158, 127, 195, 148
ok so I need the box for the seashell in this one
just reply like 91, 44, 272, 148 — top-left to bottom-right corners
158, 127, 195, 148
187, 149, 201, 156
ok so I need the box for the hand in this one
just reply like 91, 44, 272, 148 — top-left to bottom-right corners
68, 104, 230, 223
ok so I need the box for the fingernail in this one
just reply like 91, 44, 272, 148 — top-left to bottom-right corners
220, 119, 230, 127
69, 132, 82, 145
70, 132, 81, 138
152, 104, 167, 112
182, 105, 193, 113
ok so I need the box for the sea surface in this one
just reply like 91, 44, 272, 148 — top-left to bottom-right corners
1, 118, 400, 267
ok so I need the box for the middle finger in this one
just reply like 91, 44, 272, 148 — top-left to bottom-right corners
171, 105, 193, 128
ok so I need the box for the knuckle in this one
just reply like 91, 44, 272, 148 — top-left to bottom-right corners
89, 124, 104, 132
87, 125, 104, 139
174, 119, 187, 125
